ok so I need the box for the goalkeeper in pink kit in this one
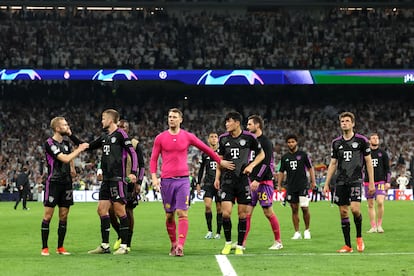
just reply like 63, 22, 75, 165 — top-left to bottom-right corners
150, 108, 234, 257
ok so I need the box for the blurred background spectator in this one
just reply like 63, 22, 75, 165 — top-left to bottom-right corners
1, 6, 414, 70
1, 2, 413, 199
0, 81, 413, 198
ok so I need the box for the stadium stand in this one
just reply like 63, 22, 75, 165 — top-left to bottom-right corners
0, 82, 413, 197
1, 6, 414, 69
1, 2, 413, 197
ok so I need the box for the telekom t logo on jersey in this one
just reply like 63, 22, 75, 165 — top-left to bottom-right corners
343, 151, 352, 161
249, 151, 256, 162
290, 161, 298, 170
372, 159, 379, 167
230, 148, 240, 159
103, 145, 110, 155
210, 161, 217, 170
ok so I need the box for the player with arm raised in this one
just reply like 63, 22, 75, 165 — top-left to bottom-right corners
150, 108, 234, 257
41, 117, 88, 256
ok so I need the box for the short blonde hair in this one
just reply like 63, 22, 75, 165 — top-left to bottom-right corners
50, 117, 65, 131
103, 109, 120, 124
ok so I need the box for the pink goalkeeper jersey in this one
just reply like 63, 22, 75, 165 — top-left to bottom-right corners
150, 129, 221, 179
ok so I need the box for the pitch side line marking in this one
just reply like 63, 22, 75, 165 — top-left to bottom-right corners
236, 252, 414, 256
214, 252, 413, 275
215, 255, 237, 276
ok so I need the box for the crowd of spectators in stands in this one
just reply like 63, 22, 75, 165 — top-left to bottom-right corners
1, 7, 414, 69
1, 5, 414, 198
1, 82, 413, 198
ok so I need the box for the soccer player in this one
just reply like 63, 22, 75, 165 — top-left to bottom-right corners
215, 111, 265, 255
109, 119, 145, 251
87, 109, 138, 255
244, 115, 282, 250
324, 111, 375, 253
42, 117, 89, 256
197, 132, 222, 240
365, 133, 390, 234
277, 134, 316, 240
150, 108, 234, 257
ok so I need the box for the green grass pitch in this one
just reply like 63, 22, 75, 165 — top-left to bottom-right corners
1, 200, 413, 276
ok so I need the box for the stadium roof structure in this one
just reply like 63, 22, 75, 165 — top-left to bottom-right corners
0, 0, 412, 8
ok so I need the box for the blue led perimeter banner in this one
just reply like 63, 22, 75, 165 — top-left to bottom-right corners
1, 69, 414, 84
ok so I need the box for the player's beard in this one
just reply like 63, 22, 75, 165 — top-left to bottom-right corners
60, 130, 70, 136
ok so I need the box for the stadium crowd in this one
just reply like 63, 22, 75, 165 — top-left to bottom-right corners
0, 82, 413, 198
1, 7, 414, 69
1, 4, 414, 198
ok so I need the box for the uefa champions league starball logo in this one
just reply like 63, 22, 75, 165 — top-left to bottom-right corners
196, 70, 264, 85
0, 69, 42, 80
92, 70, 138, 81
